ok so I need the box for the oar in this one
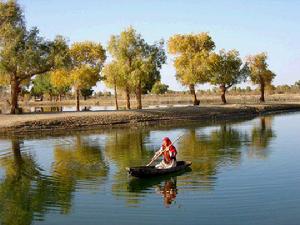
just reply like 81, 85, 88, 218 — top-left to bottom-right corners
146, 134, 183, 167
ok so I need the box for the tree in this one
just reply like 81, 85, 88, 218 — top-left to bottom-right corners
70, 42, 106, 111
246, 53, 276, 102
168, 33, 215, 105
102, 61, 123, 110
208, 49, 249, 104
49, 69, 71, 101
108, 27, 166, 109
52, 41, 106, 111
294, 80, 300, 89
31, 73, 54, 100
130, 40, 166, 109
0, 1, 69, 114
80, 88, 93, 100
151, 81, 169, 94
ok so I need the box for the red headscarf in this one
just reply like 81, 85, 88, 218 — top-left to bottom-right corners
163, 137, 172, 146
162, 137, 177, 162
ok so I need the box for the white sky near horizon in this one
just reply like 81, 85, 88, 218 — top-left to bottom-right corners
19, 0, 300, 92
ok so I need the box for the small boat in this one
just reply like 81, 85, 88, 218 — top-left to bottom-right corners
126, 161, 192, 178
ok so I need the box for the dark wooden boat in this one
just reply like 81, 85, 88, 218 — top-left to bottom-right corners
126, 161, 192, 178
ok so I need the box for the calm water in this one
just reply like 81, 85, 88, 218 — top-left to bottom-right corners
0, 113, 300, 225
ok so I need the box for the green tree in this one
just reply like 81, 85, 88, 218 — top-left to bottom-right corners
80, 88, 93, 100
151, 81, 169, 94
294, 80, 300, 89
102, 61, 123, 110
108, 27, 166, 109
131, 39, 166, 108
168, 33, 215, 105
209, 49, 249, 104
0, 2, 69, 114
70, 42, 106, 111
246, 53, 276, 102
31, 73, 55, 100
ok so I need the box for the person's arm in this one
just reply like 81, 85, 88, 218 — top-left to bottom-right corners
155, 146, 163, 156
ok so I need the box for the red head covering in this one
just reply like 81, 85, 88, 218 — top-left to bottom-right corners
163, 137, 172, 146
162, 137, 177, 162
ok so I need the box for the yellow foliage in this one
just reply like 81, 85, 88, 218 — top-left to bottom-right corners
0, 72, 9, 85
246, 52, 275, 85
70, 65, 99, 90
70, 41, 106, 68
50, 69, 71, 88
168, 33, 215, 86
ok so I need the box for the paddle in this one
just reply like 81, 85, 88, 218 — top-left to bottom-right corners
146, 135, 183, 167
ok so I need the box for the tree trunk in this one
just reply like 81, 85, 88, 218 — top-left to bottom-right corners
83, 95, 87, 101
75, 89, 80, 111
10, 75, 20, 114
136, 80, 142, 109
12, 139, 23, 177
125, 86, 131, 110
220, 84, 227, 104
260, 82, 265, 102
114, 82, 119, 110
189, 84, 200, 106
59, 94, 62, 102
261, 117, 266, 131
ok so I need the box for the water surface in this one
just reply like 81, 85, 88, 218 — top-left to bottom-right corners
0, 113, 300, 225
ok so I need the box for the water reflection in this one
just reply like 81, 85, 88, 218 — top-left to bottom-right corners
0, 139, 52, 225
0, 137, 108, 224
52, 135, 108, 213
178, 124, 242, 181
155, 178, 177, 207
248, 117, 275, 159
0, 115, 283, 224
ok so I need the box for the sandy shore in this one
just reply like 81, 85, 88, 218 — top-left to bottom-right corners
1, 103, 300, 135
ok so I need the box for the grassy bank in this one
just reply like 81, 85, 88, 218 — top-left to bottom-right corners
1, 103, 300, 135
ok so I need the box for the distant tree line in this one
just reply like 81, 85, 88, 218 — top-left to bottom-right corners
0, 1, 291, 114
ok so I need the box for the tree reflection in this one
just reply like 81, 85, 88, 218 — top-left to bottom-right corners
0, 136, 108, 225
0, 139, 50, 225
179, 124, 242, 177
104, 129, 153, 205
248, 117, 275, 159
52, 135, 108, 213
104, 129, 153, 179
111, 124, 244, 206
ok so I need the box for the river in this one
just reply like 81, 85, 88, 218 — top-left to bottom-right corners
0, 112, 299, 225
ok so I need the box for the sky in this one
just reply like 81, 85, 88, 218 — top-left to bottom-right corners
19, 0, 300, 91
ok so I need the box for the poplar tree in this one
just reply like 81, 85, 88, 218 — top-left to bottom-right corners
209, 49, 249, 104
0, 1, 69, 113
246, 53, 275, 102
108, 27, 166, 109
168, 33, 215, 105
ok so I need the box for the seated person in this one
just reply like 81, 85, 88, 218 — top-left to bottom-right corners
155, 137, 177, 169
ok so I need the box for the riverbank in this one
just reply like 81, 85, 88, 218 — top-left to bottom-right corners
2, 93, 300, 113
1, 103, 300, 135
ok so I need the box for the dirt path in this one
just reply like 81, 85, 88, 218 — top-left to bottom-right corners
1, 103, 300, 135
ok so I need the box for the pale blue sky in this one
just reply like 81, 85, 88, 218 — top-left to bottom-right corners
19, 0, 300, 91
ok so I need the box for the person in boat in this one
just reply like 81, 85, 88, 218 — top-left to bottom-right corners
155, 137, 177, 169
